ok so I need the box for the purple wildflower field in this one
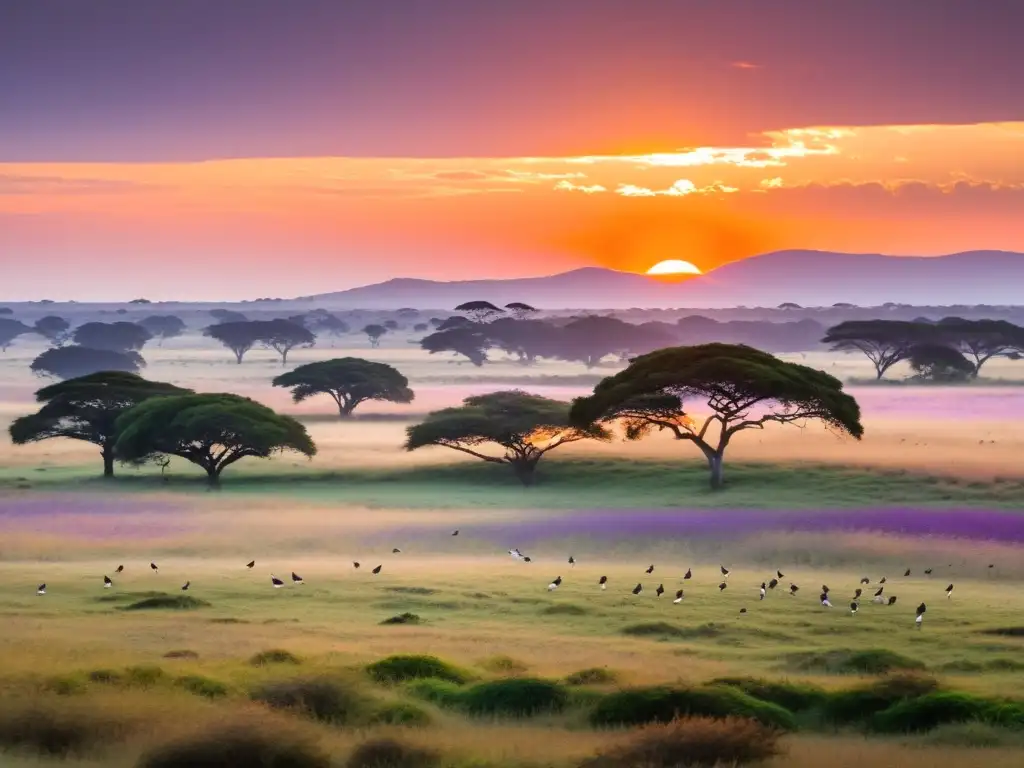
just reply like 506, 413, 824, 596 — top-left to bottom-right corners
0, 495, 190, 540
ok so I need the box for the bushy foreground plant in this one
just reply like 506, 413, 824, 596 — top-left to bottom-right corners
366, 654, 469, 685
251, 676, 371, 725
138, 720, 330, 768
589, 685, 797, 731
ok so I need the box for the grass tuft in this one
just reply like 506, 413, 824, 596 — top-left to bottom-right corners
366, 654, 469, 685
565, 668, 620, 686
541, 604, 589, 616
481, 655, 530, 676
710, 676, 829, 712
367, 701, 433, 727
123, 665, 166, 687
174, 674, 230, 699
380, 612, 422, 625
0, 696, 137, 756
346, 737, 440, 768
822, 673, 942, 725
163, 649, 200, 660
405, 678, 464, 709
784, 648, 926, 675
251, 676, 371, 725
138, 720, 331, 768
459, 678, 570, 717
589, 685, 797, 731
870, 692, 1024, 733
249, 649, 302, 667
122, 594, 211, 611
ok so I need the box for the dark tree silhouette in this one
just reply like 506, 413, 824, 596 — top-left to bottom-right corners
129, 298, 151, 305
272, 358, 414, 417
778, 302, 803, 310
138, 315, 186, 345
9, 372, 190, 477
485, 318, 555, 365
454, 301, 504, 323
310, 313, 350, 345
428, 317, 445, 328
935, 318, 1024, 376
258, 319, 315, 364
203, 321, 263, 363
383, 319, 400, 331
286, 314, 310, 328
554, 315, 647, 368
413, 323, 429, 333
504, 302, 538, 320
569, 343, 863, 490
362, 324, 388, 348
420, 327, 489, 366
437, 315, 475, 331
209, 308, 248, 324
396, 308, 420, 318
907, 343, 975, 383
115, 393, 316, 487
73, 321, 152, 353
30, 346, 145, 380
405, 391, 610, 486
0, 318, 30, 352
0, 307, 13, 315
34, 315, 71, 346
822, 320, 932, 379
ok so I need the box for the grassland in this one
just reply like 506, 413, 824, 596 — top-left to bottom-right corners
1, 333, 1023, 765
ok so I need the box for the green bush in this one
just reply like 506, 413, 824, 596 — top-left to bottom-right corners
0, 697, 135, 757
122, 595, 210, 611
41, 676, 86, 696
251, 677, 370, 725
786, 648, 926, 675
163, 650, 200, 660
710, 677, 828, 712
87, 669, 122, 684
920, 722, 1024, 748
579, 716, 784, 768
621, 622, 720, 640
589, 685, 796, 731
405, 679, 464, 709
367, 702, 433, 727
460, 678, 569, 717
250, 649, 302, 667
346, 738, 440, 768
124, 665, 166, 687
366, 655, 469, 685
822, 674, 941, 725
541, 604, 588, 616
380, 612, 421, 625
175, 675, 230, 700
870, 692, 1017, 733
566, 668, 619, 686
138, 722, 330, 768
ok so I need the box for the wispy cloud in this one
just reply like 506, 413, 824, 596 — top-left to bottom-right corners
731, 61, 762, 70
553, 179, 607, 194
615, 179, 739, 197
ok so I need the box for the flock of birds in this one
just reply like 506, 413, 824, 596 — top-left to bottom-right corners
33, 530, 992, 630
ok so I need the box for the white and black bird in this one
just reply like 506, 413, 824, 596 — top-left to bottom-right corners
645, 564, 655, 574
181, 581, 190, 591
860, 576, 870, 584
150, 562, 158, 573
683, 568, 692, 580
887, 596, 898, 606
820, 591, 833, 607
821, 584, 830, 595
850, 601, 859, 615
720, 565, 731, 579
509, 548, 522, 560
568, 556, 575, 567
718, 581, 727, 591
872, 588, 885, 604
372, 565, 382, 574
945, 583, 954, 599
599, 575, 607, 590
37, 583, 46, 595
759, 582, 766, 600
291, 572, 303, 584
103, 575, 113, 588
115, 565, 124, 574
789, 584, 799, 595
673, 589, 684, 604
271, 575, 284, 588
246, 560, 255, 569
915, 602, 926, 626
632, 583, 643, 595
548, 576, 562, 591
656, 584, 665, 597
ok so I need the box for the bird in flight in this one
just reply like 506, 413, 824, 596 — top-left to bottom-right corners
683, 568, 692, 580
372, 565, 382, 574
850, 601, 858, 615
645, 565, 655, 574
246, 561, 255, 569
115, 565, 124, 574
568, 556, 575, 567
353, 562, 360, 569
720, 565, 730, 579
451, 530, 459, 536
759, 582, 766, 600
776, 569, 785, 578
915, 602, 927, 627
718, 582, 727, 591
789, 584, 799, 595
820, 591, 833, 607
945, 583, 954, 599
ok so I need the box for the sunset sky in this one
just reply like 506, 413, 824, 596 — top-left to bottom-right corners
2, 1, 1023, 301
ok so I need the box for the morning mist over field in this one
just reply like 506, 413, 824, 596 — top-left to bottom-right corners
2, 3, 1024, 767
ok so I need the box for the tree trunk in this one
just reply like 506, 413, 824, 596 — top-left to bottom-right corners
205, 465, 222, 490
281, 349, 288, 365
234, 350, 244, 364
707, 452, 725, 490
511, 459, 537, 487
102, 446, 115, 478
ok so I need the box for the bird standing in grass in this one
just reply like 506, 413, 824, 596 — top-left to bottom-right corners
150, 563, 158, 573
246, 561, 255, 569
548, 576, 561, 591
181, 581, 190, 591
759, 583, 766, 600
372, 565, 382, 574
916, 602, 926, 627
820, 591, 833, 607
720, 565, 730, 579
646, 565, 655, 574
945, 583, 954, 599
103, 575, 112, 588
850, 601, 858, 615
683, 568, 692, 580
718, 582, 727, 591
291, 572, 303, 585
37, 584, 46, 595
632, 583, 643, 595
673, 589, 684, 604
271, 575, 284, 588
598, 575, 607, 590
656, 584, 664, 597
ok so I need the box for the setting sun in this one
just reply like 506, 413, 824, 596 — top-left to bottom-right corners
646, 259, 703, 276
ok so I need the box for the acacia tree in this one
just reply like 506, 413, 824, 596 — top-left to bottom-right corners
935, 318, 1024, 376
822, 320, 932, 379
362, 324, 387, 348
114, 393, 316, 487
72, 321, 152, 353
554, 315, 651, 368
209, 308, 248, 324
34, 315, 72, 346
311, 314, 350, 346
455, 300, 504, 323
405, 390, 610, 485
569, 343, 863, 490
0, 318, 30, 352
138, 315, 187, 345
30, 346, 145, 379
272, 358, 414, 417
204, 321, 263, 363
420, 327, 489, 366
8, 372, 190, 477
258, 318, 315, 364
504, 302, 538, 321
907, 343, 975, 382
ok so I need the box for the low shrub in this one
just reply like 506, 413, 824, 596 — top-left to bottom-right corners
589, 685, 797, 731
621, 622, 720, 640
822, 673, 941, 725
250, 649, 302, 667
367, 701, 433, 727
566, 668, 619, 686
405, 678, 464, 709
41, 675, 86, 696
380, 612, 421, 625
0, 697, 135, 756
251, 677, 370, 725
460, 678, 569, 717
122, 595, 210, 611
871, 693, 1024, 733
163, 650, 200, 660
541, 604, 588, 616
979, 626, 1024, 637
87, 669, 122, 684
710, 677, 828, 712
124, 665, 166, 687
920, 722, 1024, 748
346, 737, 440, 768
175, 674, 230, 700
481, 656, 529, 676
138, 721, 330, 768
785, 648, 926, 675
366, 655, 469, 685
579, 716, 784, 768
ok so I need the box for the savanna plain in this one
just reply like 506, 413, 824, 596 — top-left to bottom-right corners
1, 332, 1024, 768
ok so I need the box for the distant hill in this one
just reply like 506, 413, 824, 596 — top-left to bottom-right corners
306, 250, 1024, 309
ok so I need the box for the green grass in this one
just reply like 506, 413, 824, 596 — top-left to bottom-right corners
6, 457, 1024, 509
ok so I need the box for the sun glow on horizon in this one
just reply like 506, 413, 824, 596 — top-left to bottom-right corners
646, 259, 703, 276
